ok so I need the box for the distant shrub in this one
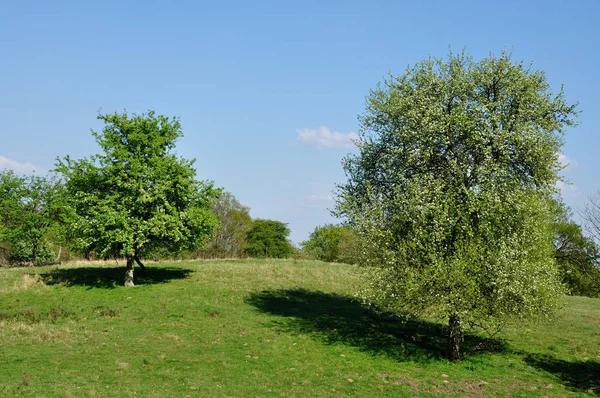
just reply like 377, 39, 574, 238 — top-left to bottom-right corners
244, 219, 294, 259
300, 224, 359, 264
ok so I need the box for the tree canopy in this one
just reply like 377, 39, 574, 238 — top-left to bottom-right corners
56, 110, 220, 286
204, 191, 252, 258
244, 219, 294, 259
300, 224, 358, 264
336, 51, 578, 361
552, 211, 600, 297
0, 170, 67, 265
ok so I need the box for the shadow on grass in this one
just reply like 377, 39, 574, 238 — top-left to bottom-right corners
41, 266, 193, 289
246, 288, 506, 362
524, 354, 599, 394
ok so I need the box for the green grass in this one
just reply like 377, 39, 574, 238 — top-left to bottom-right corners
1, 259, 598, 397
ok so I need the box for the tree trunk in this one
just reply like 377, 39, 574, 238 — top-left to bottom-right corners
124, 256, 135, 287
134, 257, 146, 272
55, 246, 62, 263
31, 237, 39, 266
447, 313, 462, 362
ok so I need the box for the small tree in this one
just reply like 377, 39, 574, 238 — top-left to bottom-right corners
204, 192, 252, 258
244, 219, 294, 258
336, 51, 577, 361
56, 110, 220, 286
0, 170, 67, 265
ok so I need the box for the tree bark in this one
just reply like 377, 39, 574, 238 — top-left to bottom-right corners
447, 313, 462, 362
134, 257, 146, 272
31, 237, 39, 266
124, 256, 135, 287
55, 246, 62, 263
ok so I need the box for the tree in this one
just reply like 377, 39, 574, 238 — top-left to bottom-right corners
204, 192, 252, 258
552, 219, 600, 297
0, 170, 67, 265
244, 219, 294, 258
336, 51, 577, 361
0, 170, 23, 245
582, 191, 600, 246
56, 110, 220, 286
301, 224, 343, 262
300, 224, 358, 263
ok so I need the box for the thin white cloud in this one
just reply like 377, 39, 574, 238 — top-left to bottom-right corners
556, 180, 580, 200
559, 153, 578, 171
306, 194, 333, 202
0, 156, 40, 174
296, 126, 358, 150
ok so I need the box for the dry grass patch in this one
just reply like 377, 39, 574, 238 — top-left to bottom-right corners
2, 321, 71, 343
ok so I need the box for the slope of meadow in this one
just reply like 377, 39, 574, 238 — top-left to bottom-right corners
1, 259, 598, 397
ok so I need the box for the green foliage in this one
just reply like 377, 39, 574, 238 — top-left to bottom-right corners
301, 224, 342, 262
551, 200, 600, 297
55, 110, 220, 276
7, 238, 56, 264
336, 50, 578, 360
244, 219, 294, 258
0, 170, 67, 265
300, 224, 359, 263
203, 192, 252, 258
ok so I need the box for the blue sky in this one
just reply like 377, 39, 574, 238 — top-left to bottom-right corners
1, 0, 598, 243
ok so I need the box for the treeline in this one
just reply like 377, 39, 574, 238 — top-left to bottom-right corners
1, 108, 599, 296
0, 171, 68, 265
0, 111, 296, 277
551, 200, 600, 297
0, 174, 296, 265
2, 168, 599, 297
198, 192, 294, 259
298, 201, 600, 299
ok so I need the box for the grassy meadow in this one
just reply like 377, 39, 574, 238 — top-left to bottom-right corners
0, 259, 598, 397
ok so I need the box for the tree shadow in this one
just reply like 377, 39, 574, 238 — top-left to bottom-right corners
524, 354, 599, 394
41, 266, 193, 289
246, 288, 506, 362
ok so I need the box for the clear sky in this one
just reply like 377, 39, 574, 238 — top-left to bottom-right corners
1, 0, 598, 243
